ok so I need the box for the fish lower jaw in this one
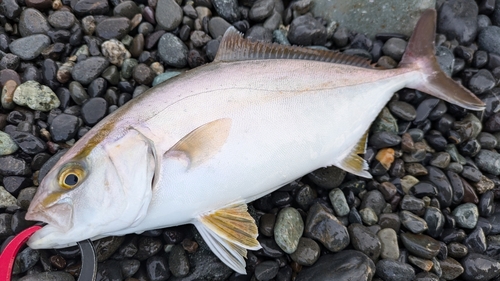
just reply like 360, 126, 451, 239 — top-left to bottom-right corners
26, 225, 77, 249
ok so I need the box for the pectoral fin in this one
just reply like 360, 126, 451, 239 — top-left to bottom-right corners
167, 118, 232, 169
337, 131, 372, 178
195, 202, 261, 274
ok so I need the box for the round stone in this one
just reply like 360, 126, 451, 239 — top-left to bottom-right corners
101, 39, 131, 66
0, 131, 18, 156
475, 150, 500, 175
329, 188, 349, 216
400, 232, 440, 260
348, 223, 381, 261
305, 202, 349, 252
157, 33, 188, 68
274, 207, 303, 254
156, 0, 183, 31
18, 8, 51, 37
9, 34, 51, 60
378, 228, 399, 260
49, 114, 79, 142
80, 97, 107, 126
95, 17, 130, 40
287, 14, 327, 46
376, 259, 415, 281
47, 11, 76, 29
289, 237, 320, 266
71, 57, 110, 85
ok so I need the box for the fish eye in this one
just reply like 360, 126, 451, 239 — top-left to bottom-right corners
58, 163, 86, 189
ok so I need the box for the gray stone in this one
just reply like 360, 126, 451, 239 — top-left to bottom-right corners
400, 210, 428, 234
305, 202, 349, 252
376, 259, 415, 281
71, 57, 109, 85
9, 34, 51, 60
157, 33, 189, 68
307, 166, 346, 189
310, 0, 434, 39
212, 0, 240, 23
348, 223, 381, 261
475, 150, 500, 175
478, 26, 500, 56
13, 81, 60, 111
0, 185, 17, 208
274, 207, 303, 254
208, 17, 231, 39
18, 272, 75, 281
400, 232, 440, 260
461, 253, 500, 281
378, 228, 399, 260
289, 237, 320, 266
18, 8, 50, 37
156, 0, 183, 31
101, 39, 131, 66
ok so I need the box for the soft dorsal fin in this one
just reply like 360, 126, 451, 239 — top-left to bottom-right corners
167, 118, 232, 169
214, 27, 378, 69
195, 202, 261, 274
336, 130, 372, 178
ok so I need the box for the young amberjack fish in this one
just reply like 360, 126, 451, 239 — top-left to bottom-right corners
26, 9, 484, 273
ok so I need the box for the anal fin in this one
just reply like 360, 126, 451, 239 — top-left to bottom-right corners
195, 202, 261, 274
337, 131, 372, 178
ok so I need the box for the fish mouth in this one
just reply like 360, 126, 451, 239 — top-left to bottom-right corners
25, 203, 74, 232
27, 224, 77, 249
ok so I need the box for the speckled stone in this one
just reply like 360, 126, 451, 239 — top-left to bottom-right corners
452, 203, 479, 229
9, 34, 51, 60
0, 185, 18, 208
101, 39, 131, 66
13, 81, 60, 111
329, 188, 349, 216
274, 207, 304, 254
0, 131, 18, 156
156, 0, 183, 30
378, 228, 399, 260
289, 237, 320, 266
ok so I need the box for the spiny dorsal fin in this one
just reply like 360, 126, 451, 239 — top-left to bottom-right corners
337, 131, 372, 178
167, 118, 232, 169
196, 202, 261, 274
214, 27, 378, 69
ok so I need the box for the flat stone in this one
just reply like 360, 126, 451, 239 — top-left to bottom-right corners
376, 259, 415, 281
9, 35, 51, 60
378, 228, 399, 260
71, 57, 109, 85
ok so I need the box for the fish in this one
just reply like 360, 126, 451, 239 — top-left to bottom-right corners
26, 9, 484, 274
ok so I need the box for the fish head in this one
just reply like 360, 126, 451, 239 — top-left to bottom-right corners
26, 127, 156, 249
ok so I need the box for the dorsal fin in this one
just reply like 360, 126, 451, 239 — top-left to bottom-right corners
214, 27, 378, 69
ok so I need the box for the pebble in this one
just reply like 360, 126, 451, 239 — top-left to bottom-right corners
452, 203, 478, 229
304, 202, 349, 252
0, 0, 22, 20
307, 166, 345, 189
0, 185, 18, 208
71, 57, 110, 85
423, 207, 444, 238
368, 131, 401, 149
48, 11, 76, 29
208, 17, 231, 39
212, 0, 240, 23
18, 8, 51, 37
439, 257, 464, 280
475, 150, 500, 175
329, 188, 349, 216
296, 250, 375, 281
133, 64, 156, 86
427, 166, 453, 208
371, 107, 398, 134
11, 132, 46, 155
101, 39, 131, 66
348, 223, 381, 261
359, 208, 378, 226
80, 97, 107, 126
71, 0, 109, 16
18, 272, 75, 281
461, 253, 500, 281
289, 237, 320, 266
464, 227, 487, 254
0, 131, 19, 156
376, 259, 415, 281
0, 156, 31, 176
400, 210, 428, 233
9, 34, 51, 60
13, 81, 60, 111
429, 152, 450, 168
157, 33, 189, 68
146, 255, 170, 281
400, 232, 440, 260
249, 0, 274, 22
468, 69, 495, 95
388, 100, 416, 121
274, 207, 303, 254
167, 244, 189, 277
448, 242, 468, 258
382, 38, 407, 61
378, 228, 399, 260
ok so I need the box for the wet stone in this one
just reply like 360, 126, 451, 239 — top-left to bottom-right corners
360, 190, 386, 215
475, 150, 500, 175
462, 166, 482, 182
400, 232, 440, 260
255, 260, 279, 280
468, 69, 495, 95
477, 132, 498, 149
80, 97, 107, 126
287, 14, 327, 46
368, 131, 401, 149
360, 208, 378, 226
439, 257, 464, 280
429, 152, 450, 168
461, 253, 500, 281
168, 244, 189, 277
371, 107, 398, 134
18, 271, 75, 281
296, 250, 375, 281
382, 38, 407, 61
146, 255, 170, 281
376, 259, 415, 281
289, 237, 320, 266
71, 57, 109, 85
464, 227, 487, 254
452, 203, 478, 229
479, 190, 494, 217
13, 81, 59, 112
424, 207, 445, 238
447, 242, 468, 258
12, 247, 39, 274
133, 64, 156, 86
68, 81, 89, 105
427, 166, 453, 208
477, 26, 500, 56
329, 188, 349, 216
134, 237, 163, 261
94, 236, 125, 262
120, 259, 140, 278
304, 202, 349, 252
348, 223, 381, 261
274, 207, 303, 254
400, 210, 428, 234
400, 195, 425, 213
307, 165, 345, 189
388, 100, 416, 121
411, 181, 438, 198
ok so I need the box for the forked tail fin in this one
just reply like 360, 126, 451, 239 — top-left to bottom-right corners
399, 9, 485, 111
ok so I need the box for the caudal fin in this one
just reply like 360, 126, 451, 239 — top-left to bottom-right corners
399, 9, 485, 111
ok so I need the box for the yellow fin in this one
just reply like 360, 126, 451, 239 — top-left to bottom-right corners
168, 118, 232, 169
337, 131, 372, 178
195, 202, 261, 274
